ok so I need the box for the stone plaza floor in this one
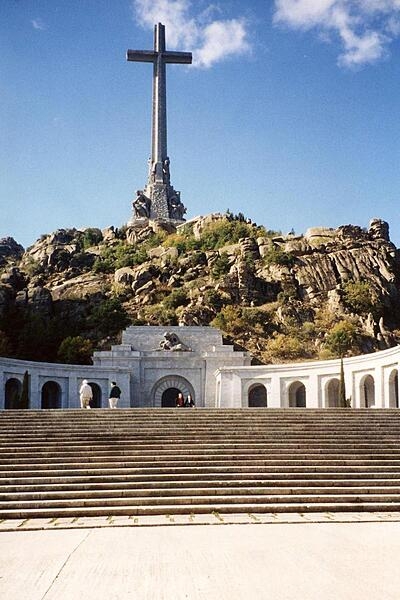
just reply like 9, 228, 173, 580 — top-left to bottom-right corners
1, 512, 400, 599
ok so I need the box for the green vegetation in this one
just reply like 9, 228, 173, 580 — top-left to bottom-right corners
57, 336, 94, 365
263, 246, 295, 267
341, 280, 379, 316
79, 228, 103, 250
323, 320, 358, 358
211, 252, 231, 279
93, 241, 148, 273
86, 297, 130, 336
162, 288, 189, 310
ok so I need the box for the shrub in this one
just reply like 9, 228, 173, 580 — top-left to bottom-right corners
341, 280, 379, 315
264, 333, 306, 362
211, 252, 231, 279
263, 246, 295, 267
57, 336, 93, 364
92, 242, 148, 273
81, 228, 103, 249
324, 320, 358, 357
162, 288, 189, 310
87, 298, 130, 336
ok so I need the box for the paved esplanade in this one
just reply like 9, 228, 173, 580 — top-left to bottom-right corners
127, 23, 192, 222
1, 516, 400, 599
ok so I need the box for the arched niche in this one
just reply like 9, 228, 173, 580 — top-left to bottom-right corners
288, 381, 306, 408
326, 378, 340, 408
5, 378, 22, 410
388, 369, 399, 408
41, 381, 62, 409
248, 384, 268, 408
361, 374, 375, 408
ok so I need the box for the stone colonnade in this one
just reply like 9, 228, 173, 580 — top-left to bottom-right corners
1, 337, 400, 410
215, 346, 400, 409
0, 358, 131, 410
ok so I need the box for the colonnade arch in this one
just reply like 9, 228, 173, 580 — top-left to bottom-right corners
288, 381, 306, 408
5, 378, 22, 409
326, 378, 340, 408
388, 369, 399, 408
361, 375, 375, 408
41, 381, 62, 409
248, 384, 268, 407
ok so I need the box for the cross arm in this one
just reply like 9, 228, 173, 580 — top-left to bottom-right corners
126, 50, 157, 63
164, 51, 192, 64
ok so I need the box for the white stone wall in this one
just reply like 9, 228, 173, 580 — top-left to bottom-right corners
215, 346, 400, 409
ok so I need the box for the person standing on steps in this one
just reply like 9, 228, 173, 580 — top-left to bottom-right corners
109, 381, 121, 409
176, 392, 184, 407
184, 394, 195, 408
79, 379, 93, 409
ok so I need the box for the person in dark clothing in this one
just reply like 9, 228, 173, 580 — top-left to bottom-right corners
176, 392, 184, 407
184, 394, 195, 408
109, 381, 121, 408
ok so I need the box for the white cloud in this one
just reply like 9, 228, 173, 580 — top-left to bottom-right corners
273, 0, 400, 67
31, 18, 46, 31
133, 0, 250, 68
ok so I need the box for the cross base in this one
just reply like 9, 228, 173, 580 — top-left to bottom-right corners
130, 182, 187, 225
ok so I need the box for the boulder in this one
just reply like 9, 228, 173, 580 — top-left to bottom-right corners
369, 218, 390, 242
114, 267, 136, 286
0, 267, 27, 291
131, 265, 158, 293
0, 237, 24, 265
193, 213, 226, 240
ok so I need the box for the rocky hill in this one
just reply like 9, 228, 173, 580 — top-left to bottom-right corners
1, 213, 399, 364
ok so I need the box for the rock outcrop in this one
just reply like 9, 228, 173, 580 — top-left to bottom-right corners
1, 214, 400, 364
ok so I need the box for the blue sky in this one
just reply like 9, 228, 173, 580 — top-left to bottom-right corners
2, 0, 400, 248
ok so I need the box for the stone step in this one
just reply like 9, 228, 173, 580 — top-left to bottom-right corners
2, 464, 400, 480
0, 448, 400, 468
3, 472, 400, 488
3, 477, 400, 493
1, 440, 400, 451
3, 484, 400, 502
2, 501, 400, 520
1, 409, 400, 517
2, 492, 400, 512
2, 458, 400, 473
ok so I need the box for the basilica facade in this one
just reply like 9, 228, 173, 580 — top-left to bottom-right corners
0, 325, 399, 410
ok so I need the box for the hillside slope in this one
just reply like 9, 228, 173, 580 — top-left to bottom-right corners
0, 213, 399, 364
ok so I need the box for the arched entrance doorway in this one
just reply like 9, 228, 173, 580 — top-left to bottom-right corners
326, 378, 340, 408
248, 384, 268, 407
89, 382, 102, 408
161, 387, 180, 408
361, 375, 375, 408
152, 375, 195, 408
288, 381, 306, 407
5, 378, 22, 409
41, 381, 62, 409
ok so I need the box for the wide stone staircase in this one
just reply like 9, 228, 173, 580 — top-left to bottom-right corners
1, 408, 400, 519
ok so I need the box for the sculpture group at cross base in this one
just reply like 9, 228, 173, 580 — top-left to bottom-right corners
132, 177, 187, 221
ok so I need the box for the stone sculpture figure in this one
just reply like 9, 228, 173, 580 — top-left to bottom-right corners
168, 193, 186, 221
132, 191, 151, 218
159, 331, 191, 352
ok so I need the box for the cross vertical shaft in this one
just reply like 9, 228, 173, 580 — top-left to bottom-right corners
152, 24, 167, 182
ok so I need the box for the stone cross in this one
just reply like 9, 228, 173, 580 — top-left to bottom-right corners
127, 23, 192, 222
